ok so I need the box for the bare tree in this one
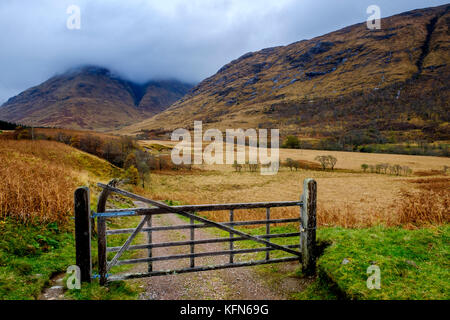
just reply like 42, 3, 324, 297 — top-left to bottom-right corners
327, 155, 337, 170
380, 163, 389, 174
232, 160, 243, 172
315, 155, 337, 170
315, 156, 329, 170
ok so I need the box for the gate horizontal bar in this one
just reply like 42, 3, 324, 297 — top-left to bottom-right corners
98, 201, 303, 218
106, 232, 301, 252
113, 245, 301, 265
91, 211, 136, 218
107, 257, 299, 281
106, 218, 300, 235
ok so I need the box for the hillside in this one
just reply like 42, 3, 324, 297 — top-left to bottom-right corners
121, 4, 450, 145
0, 66, 193, 131
0, 139, 120, 223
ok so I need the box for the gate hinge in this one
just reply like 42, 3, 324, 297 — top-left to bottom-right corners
92, 273, 111, 279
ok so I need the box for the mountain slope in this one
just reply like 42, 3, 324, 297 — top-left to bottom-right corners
121, 4, 449, 142
0, 66, 193, 131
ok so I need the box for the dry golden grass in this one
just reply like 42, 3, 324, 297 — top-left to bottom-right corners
137, 168, 447, 228
140, 139, 450, 172
0, 140, 118, 224
398, 177, 450, 228
0, 140, 78, 224
135, 140, 449, 228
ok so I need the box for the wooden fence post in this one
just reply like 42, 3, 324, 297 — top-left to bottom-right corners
301, 179, 317, 275
74, 187, 92, 283
97, 187, 111, 285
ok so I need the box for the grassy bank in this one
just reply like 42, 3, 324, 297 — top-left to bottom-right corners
0, 211, 143, 300
312, 225, 449, 300
0, 218, 75, 299
229, 224, 449, 300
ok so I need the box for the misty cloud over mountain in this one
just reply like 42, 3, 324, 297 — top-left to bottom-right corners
0, 0, 447, 103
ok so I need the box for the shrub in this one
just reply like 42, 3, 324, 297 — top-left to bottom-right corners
124, 153, 137, 169
124, 166, 139, 185
282, 136, 301, 149
284, 158, 295, 171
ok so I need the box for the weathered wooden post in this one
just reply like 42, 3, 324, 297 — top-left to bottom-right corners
300, 178, 317, 275
74, 187, 92, 283
97, 186, 110, 286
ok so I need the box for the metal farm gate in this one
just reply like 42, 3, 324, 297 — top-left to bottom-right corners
74, 179, 317, 285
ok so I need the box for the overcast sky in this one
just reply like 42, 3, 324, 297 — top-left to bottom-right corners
0, 0, 447, 103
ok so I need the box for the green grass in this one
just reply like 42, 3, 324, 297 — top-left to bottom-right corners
315, 225, 450, 300
228, 224, 450, 300
65, 280, 140, 300
0, 197, 146, 300
0, 218, 75, 300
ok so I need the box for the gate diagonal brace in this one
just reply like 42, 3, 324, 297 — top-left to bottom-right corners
97, 183, 302, 259
107, 215, 150, 272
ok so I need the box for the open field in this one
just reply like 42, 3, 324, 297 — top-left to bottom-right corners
136, 139, 450, 228
139, 139, 449, 171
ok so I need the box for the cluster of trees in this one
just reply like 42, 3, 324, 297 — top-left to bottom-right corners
123, 151, 194, 187
283, 158, 321, 171
358, 142, 449, 157
283, 158, 302, 171
282, 130, 387, 152
53, 131, 137, 168
0, 120, 18, 131
361, 163, 413, 176
232, 156, 334, 172
314, 155, 338, 170
282, 136, 301, 149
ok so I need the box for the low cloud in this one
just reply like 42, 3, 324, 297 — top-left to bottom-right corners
0, 0, 447, 103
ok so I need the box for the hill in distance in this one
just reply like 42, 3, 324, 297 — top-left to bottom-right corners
121, 4, 449, 144
0, 66, 193, 131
